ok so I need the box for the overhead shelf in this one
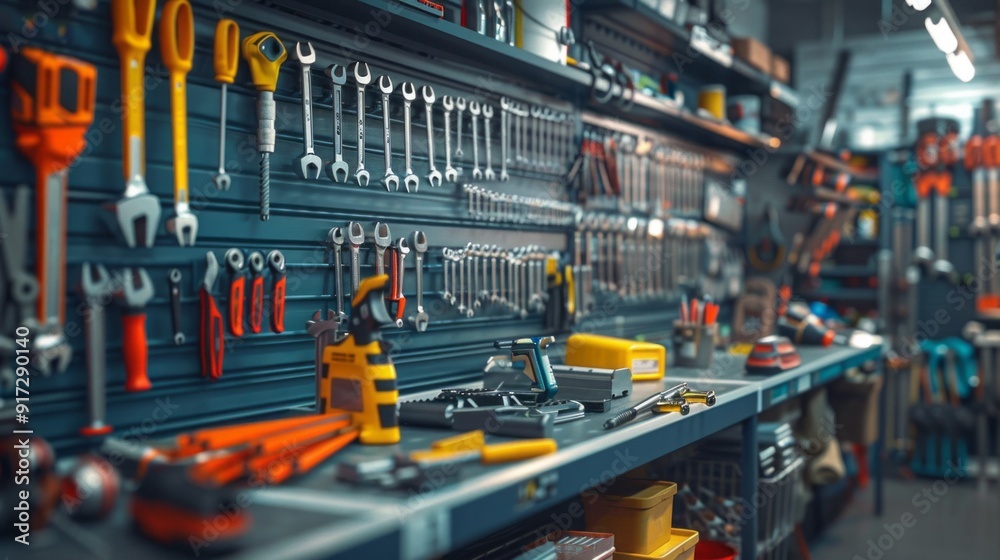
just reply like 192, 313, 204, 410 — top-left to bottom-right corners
580, 0, 800, 108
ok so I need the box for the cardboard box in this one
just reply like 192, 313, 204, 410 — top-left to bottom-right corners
732, 36, 772, 74
772, 54, 790, 83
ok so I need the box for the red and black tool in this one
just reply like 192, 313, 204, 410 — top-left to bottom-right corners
387, 238, 408, 328
247, 251, 265, 334
224, 248, 245, 337
267, 250, 285, 333
117, 267, 154, 392
200, 252, 224, 379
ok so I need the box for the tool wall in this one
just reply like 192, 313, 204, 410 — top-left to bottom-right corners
1, 0, 744, 453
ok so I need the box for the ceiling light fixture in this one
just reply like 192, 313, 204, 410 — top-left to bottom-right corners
906, 0, 932, 11
946, 50, 975, 82
924, 17, 958, 53
922, 0, 975, 82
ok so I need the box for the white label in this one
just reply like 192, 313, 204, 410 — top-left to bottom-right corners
632, 358, 660, 373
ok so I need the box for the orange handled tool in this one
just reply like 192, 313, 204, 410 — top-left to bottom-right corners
118, 268, 154, 392
160, 0, 197, 247
11, 47, 96, 374
248, 251, 265, 333
200, 252, 224, 379
212, 18, 240, 190
224, 249, 245, 337
267, 251, 286, 333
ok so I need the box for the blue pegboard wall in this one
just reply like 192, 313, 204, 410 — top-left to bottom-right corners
0, 0, 709, 453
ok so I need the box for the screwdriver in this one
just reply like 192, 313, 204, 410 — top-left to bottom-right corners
212, 19, 239, 191
604, 383, 689, 430
241, 31, 287, 221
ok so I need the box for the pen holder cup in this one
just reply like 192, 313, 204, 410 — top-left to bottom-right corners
672, 322, 716, 369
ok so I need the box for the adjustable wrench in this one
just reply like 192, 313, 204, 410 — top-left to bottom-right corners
225, 248, 246, 337
422, 86, 442, 187
408, 231, 430, 331
248, 251, 265, 334
455, 97, 467, 159
499, 97, 511, 181
267, 250, 286, 333
470, 101, 483, 179
351, 62, 372, 186
347, 222, 365, 295
293, 42, 322, 179
168, 268, 184, 345
378, 76, 399, 191
327, 227, 349, 326
389, 237, 409, 327
442, 96, 459, 182
401, 82, 419, 192
325, 64, 350, 182
483, 104, 496, 180
372, 222, 392, 277
80, 263, 112, 436
118, 267, 153, 392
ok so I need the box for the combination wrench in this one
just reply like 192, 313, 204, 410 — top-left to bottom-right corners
422, 86, 442, 187
401, 82, 419, 192
442, 95, 459, 182
470, 101, 483, 180
499, 97, 511, 182
351, 62, 372, 186
378, 76, 399, 191
294, 42, 322, 179
455, 97, 467, 159
372, 222, 392, 276
327, 227, 349, 326
80, 263, 112, 436
408, 231, 430, 332
483, 104, 496, 180
347, 222, 365, 295
325, 63, 350, 182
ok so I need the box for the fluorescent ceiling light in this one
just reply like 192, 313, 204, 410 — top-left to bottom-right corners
925, 17, 958, 53
906, 0, 932, 11
946, 50, 975, 82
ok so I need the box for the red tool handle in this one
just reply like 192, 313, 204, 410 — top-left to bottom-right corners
249, 275, 264, 334
228, 275, 245, 337
269, 275, 286, 333
122, 313, 152, 392
200, 288, 224, 379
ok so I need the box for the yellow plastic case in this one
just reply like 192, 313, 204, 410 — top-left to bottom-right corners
613, 529, 699, 560
566, 334, 666, 381
584, 479, 677, 554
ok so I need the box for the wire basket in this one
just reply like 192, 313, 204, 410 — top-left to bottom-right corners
660, 455, 805, 560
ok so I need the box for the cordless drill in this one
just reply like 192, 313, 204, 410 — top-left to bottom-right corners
494, 336, 558, 401
320, 275, 399, 444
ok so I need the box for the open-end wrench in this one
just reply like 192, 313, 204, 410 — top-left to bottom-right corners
347, 222, 365, 295
378, 76, 399, 191
408, 231, 430, 332
168, 268, 184, 345
212, 19, 239, 190
351, 62, 372, 186
294, 42, 322, 179
469, 101, 483, 179
442, 96, 459, 182
421, 86, 442, 187
327, 227, 349, 326
455, 97, 467, 159
118, 267, 153, 392
530, 105, 541, 169
248, 251, 265, 334
499, 97, 511, 181
389, 237, 409, 327
325, 64, 350, 182
400, 82, 419, 192
267, 250, 286, 333
80, 263, 112, 436
224, 248, 246, 337
483, 104, 497, 181
372, 222, 391, 276
161, 0, 197, 246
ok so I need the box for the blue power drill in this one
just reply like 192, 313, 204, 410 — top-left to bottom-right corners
494, 336, 558, 401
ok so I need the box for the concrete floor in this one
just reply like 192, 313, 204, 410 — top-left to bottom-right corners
809, 477, 1000, 559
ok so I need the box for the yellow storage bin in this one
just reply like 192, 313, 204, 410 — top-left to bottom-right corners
584, 479, 677, 554
566, 333, 666, 381
614, 528, 699, 560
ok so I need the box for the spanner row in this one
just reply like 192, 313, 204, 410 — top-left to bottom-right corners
440, 244, 554, 320
462, 185, 577, 226
502, 101, 574, 173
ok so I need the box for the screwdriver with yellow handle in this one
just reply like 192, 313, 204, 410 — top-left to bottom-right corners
212, 19, 239, 191
409, 430, 557, 466
241, 31, 287, 221
160, 0, 196, 246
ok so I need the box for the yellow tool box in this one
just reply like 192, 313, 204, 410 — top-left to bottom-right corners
566, 334, 666, 381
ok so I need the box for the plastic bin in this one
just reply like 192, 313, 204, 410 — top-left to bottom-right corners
584, 480, 678, 554
694, 540, 737, 560
614, 528, 699, 560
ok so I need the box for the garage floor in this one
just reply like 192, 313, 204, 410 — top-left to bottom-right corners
809, 477, 1000, 559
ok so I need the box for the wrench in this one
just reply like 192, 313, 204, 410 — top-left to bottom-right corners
483, 104, 496, 180
499, 97, 511, 181
378, 75, 400, 191
325, 64, 350, 182
118, 267, 154, 392
327, 227, 349, 326
347, 222, 365, 295
457, 248, 468, 316
389, 237, 409, 327
225, 248, 246, 337
80, 263, 112, 436
212, 19, 239, 190
351, 62, 372, 186
421, 86, 442, 187
442, 248, 455, 305
248, 251, 265, 334
400, 82, 419, 192
442, 96, 459, 182
293, 42, 321, 179
408, 231, 430, 332
267, 250, 286, 333
464, 247, 476, 317
455, 96, 467, 158
470, 101, 483, 179
161, 0, 197, 246
372, 222, 392, 276
168, 268, 184, 345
